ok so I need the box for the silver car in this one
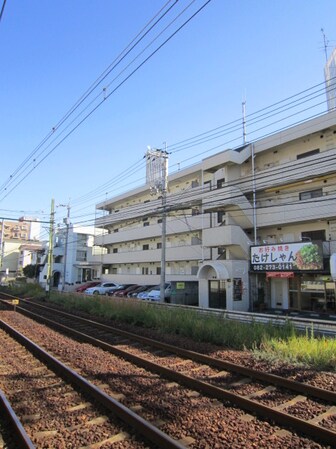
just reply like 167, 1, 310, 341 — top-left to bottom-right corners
84, 282, 120, 295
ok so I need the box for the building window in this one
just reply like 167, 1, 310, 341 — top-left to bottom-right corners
142, 267, 149, 275
299, 189, 322, 201
191, 180, 199, 188
76, 250, 87, 261
204, 180, 211, 190
156, 267, 161, 275
217, 211, 225, 224
157, 218, 162, 224
217, 178, 225, 189
113, 228, 119, 233
218, 247, 226, 258
157, 242, 162, 249
143, 244, 149, 250
191, 266, 198, 275
191, 236, 201, 245
192, 208, 200, 216
143, 222, 149, 227
301, 230, 326, 242
113, 248, 118, 253
297, 149, 320, 159
111, 267, 117, 274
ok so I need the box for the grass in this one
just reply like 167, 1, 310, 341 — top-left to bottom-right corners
4, 283, 336, 371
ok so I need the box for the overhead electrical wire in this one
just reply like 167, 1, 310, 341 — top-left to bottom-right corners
0, 0, 212, 202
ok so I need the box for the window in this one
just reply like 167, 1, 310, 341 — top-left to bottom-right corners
192, 208, 200, 216
142, 267, 149, 275
157, 218, 162, 224
299, 189, 322, 201
301, 230, 326, 242
143, 244, 149, 250
203, 180, 211, 190
113, 248, 118, 253
217, 178, 225, 189
113, 228, 119, 233
143, 222, 149, 227
191, 266, 198, 275
297, 149, 320, 159
191, 236, 201, 245
218, 247, 226, 258
217, 211, 225, 224
157, 242, 162, 249
76, 250, 87, 261
111, 268, 117, 274
191, 180, 199, 188
156, 267, 161, 275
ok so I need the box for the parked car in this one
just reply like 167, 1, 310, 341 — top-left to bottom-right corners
127, 285, 154, 298
114, 284, 139, 297
137, 288, 155, 300
105, 284, 135, 296
84, 282, 120, 295
146, 283, 171, 302
75, 281, 101, 293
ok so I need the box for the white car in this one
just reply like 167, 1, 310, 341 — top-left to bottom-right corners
146, 283, 171, 302
84, 282, 120, 295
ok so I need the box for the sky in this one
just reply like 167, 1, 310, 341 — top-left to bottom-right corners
0, 0, 335, 235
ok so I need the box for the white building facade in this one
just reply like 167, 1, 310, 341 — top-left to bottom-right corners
39, 225, 101, 290
91, 110, 336, 313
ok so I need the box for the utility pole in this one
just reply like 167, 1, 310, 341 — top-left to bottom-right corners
46, 199, 55, 298
146, 146, 169, 302
59, 203, 71, 291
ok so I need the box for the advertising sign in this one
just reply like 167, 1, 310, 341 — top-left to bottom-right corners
250, 242, 323, 272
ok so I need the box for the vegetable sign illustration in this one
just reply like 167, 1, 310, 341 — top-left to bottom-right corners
294, 244, 322, 270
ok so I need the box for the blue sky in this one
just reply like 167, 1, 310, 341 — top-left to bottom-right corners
0, 0, 335, 231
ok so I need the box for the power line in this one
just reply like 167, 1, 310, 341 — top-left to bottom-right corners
0, 0, 7, 22
0, 0, 212, 201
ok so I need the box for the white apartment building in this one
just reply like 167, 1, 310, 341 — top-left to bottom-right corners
39, 225, 101, 290
92, 110, 336, 314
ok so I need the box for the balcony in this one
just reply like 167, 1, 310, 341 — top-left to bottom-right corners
94, 215, 210, 246
203, 225, 251, 258
256, 194, 336, 227
90, 244, 209, 265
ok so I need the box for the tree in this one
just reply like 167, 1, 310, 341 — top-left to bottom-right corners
23, 264, 41, 279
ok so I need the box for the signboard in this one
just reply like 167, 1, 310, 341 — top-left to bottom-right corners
250, 242, 323, 272
176, 282, 185, 290
11, 299, 19, 305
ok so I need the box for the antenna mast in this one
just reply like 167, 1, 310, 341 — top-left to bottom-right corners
321, 28, 329, 62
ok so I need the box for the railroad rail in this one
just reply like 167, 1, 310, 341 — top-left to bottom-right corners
1, 296, 336, 447
0, 388, 35, 449
0, 317, 186, 449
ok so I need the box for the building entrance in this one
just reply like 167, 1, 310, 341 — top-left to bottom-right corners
209, 280, 226, 309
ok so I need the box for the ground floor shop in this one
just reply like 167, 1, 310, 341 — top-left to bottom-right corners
250, 241, 336, 314
252, 273, 336, 313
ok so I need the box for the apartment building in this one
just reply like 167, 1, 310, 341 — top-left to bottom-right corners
39, 225, 101, 290
92, 110, 336, 313
0, 217, 41, 281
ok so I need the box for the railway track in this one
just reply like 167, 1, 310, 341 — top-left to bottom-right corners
0, 296, 335, 447
0, 317, 186, 449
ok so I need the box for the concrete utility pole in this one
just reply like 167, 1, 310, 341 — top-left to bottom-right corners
146, 146, 169, 302
46, 199, 55, 298
59, 203, 71, 291
159, 150, 168, 303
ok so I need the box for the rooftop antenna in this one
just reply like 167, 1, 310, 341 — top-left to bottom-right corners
321, 28, 329, 62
